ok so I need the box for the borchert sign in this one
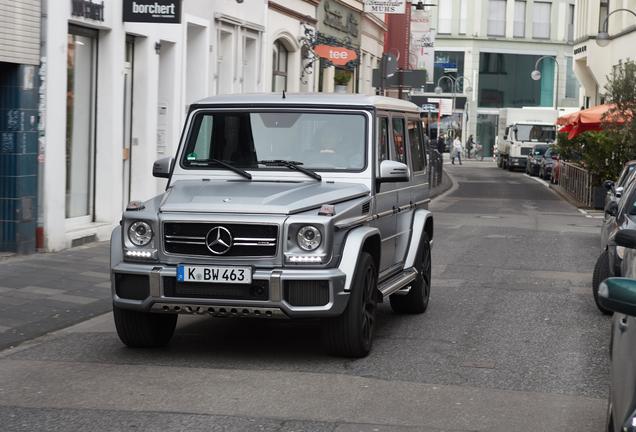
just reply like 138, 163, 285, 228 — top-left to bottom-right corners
363, 0, 406, 14
123, 0, 181, 23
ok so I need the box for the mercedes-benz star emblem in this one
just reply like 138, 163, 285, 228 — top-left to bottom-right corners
205, 226, 233, 255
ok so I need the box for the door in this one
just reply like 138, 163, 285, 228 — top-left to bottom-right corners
392, 115, 412, 262
374, 115, 397, 274
122, 37, 134, 210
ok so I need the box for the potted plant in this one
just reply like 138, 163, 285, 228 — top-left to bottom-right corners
334, 70, 351, 93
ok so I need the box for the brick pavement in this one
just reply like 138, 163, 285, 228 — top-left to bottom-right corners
0, 172, 452, 350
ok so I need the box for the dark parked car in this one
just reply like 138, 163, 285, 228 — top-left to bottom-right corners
603, 160, 636, 209
539, 147, 558, 180
594, 173, 636, 314
598, 230, 636, 432
525, 144, 549, 176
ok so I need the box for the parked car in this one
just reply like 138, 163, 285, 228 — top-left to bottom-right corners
598, 230, 636, 431
594, 172, 636, 314
110, 93, 434, 358
603, 160, 636, 209
539, 147, 559, 180
525, 144, 549, 176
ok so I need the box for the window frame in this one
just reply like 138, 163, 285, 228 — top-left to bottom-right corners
532, 1, 552, 40
487, 0, 507, 37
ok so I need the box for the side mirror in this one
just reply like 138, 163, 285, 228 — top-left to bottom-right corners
603, 180, 615, 191
615, 229, 636, 249
598, 277, 636, 317
379, 160, 410, 183
153, 157, 173, 179
615, 186, 624, 198
605, 201, 619, 217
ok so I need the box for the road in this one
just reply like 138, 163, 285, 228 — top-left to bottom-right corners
0, 161, 610, 431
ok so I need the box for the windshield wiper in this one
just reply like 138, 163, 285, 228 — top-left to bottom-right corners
189, 159, 252, 180
258, 160, 322, 181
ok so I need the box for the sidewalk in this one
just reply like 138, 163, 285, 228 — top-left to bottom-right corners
0, 167, 452, 350
0, 242, 111, 349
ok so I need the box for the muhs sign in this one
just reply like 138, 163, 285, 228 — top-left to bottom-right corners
123, 0, 181, 23
363, 0, 405, 13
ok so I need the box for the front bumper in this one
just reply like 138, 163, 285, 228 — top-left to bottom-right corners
112, 262, 349, 319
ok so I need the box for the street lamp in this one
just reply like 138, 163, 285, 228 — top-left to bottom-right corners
597, 8, 636, 47
434, 75, 473, 139
530, 56, 559, 110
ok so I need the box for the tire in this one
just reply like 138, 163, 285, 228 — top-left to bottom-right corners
113, 305, 178, 347
592, 251, 613, 315
390, 233, 431, 314
322, 252, 378, 358
605, 398, 615, 432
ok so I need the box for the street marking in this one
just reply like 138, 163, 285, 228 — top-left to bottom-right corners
578, 208, 604, 219
523, 173, 550, 188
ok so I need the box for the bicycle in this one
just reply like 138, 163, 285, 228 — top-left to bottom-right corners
473, 143, 483, 160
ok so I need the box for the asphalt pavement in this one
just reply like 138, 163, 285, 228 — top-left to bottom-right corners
0, 161, 610, 431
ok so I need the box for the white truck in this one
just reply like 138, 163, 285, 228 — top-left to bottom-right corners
497, 108, 558, 171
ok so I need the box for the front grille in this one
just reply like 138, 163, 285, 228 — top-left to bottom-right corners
163, 276, 269, 300
520, 147, 532, 156
115, 273, 150, 300
284, 280, 330, 307
164, 222, 278, 257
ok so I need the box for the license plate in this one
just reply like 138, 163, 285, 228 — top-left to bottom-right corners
177, 265, 252, 284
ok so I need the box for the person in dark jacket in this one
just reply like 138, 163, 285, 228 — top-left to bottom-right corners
436, 134, 445, 153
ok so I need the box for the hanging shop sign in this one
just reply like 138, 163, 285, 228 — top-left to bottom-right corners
363, 0, 405, 14
409, 8, 435, 83
314, 45, 358, 66
123, 0, 181, 23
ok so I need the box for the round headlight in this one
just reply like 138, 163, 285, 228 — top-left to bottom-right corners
297, 226, 322, 251
128, 221, 153, 246
617, 245, 626, 260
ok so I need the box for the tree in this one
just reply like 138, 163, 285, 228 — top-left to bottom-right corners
603, 61, 636, 158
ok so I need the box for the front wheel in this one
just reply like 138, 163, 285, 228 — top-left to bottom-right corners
322, 252, 378, 358
113, 305, 178, 347
592, 251, 613, 315
390, 233, 431, 314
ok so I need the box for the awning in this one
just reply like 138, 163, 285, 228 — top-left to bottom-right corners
557, 104, 628, 139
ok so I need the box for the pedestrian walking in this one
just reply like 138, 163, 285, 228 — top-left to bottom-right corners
452, 136, 462, 165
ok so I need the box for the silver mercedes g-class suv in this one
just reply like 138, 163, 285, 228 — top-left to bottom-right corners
111, 93, 434, 357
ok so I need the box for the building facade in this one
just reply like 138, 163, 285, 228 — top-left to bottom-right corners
412, 0, 579, 156
0, 0, 40, 253
573, 0, 636, 108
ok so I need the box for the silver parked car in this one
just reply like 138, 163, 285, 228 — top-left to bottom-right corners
110, 94, 434, 357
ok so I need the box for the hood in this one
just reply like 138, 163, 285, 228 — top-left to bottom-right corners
160, 180, 370, 215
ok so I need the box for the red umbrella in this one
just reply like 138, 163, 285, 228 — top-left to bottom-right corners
566, 104, 628, 139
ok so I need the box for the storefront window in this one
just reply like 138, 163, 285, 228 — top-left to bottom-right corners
478, 53, 551, 108
65, 27, 97, 219
272, 40, 288, 92
476, 114, 498, 157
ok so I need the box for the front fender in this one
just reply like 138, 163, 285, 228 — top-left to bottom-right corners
404, 209, 433, 269
111, 225, 123, 270
338, 226, 380, 291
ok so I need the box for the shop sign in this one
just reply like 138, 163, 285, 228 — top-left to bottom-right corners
428, 98, 453, 115
71, 0, 105, 22
363, 0, 405, 14
314, 45, 358, 66
123, 0, 181, 23
409, 8, 435, 83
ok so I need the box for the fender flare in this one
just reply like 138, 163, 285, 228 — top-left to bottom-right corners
404, 209, 433, 269
338, 226, 381, 292
111, 225, 123, 269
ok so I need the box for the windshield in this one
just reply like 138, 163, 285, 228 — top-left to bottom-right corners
515, 124, 556, 142
181, 111, 367, 171
532, 145, 548, 156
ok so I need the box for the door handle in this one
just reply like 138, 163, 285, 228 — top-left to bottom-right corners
619, 316, 629, 333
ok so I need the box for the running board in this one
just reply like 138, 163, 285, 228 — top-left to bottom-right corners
378, 268, 418, 298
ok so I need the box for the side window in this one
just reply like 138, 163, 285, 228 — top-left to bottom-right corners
377, 116, 390, 162
408, 119, 426, 172
392, 117, 406, 164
